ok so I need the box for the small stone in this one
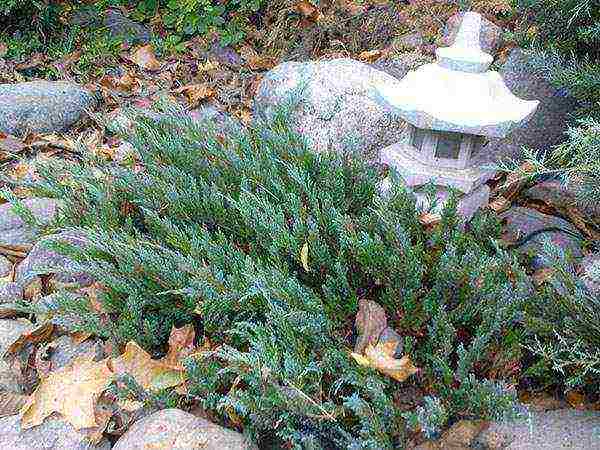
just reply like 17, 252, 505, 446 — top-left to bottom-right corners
442, 12, 503, 54
0, 198, 59, 247
112, 408, 255, 450
0, 81, 97, 136
0, 319, 33, 355
104, 9, 152, 44
48, 335, 104, 372
0, 414, 110, 450
371, 51, 434, 81
0, 282, 23, 318
254, 58, 406, 160
473, 409, 600, 449
15, 231, 93, 290
501, 207, 583, 259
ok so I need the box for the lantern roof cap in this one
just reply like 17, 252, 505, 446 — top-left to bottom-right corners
376, 12, 539, 138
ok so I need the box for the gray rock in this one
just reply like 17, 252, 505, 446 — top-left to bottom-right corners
15, 231, 93, 289
0, 81, 97, 136
104, 9, 151, 44
112, 408, 255, 450
371, 51, 434, 81
254, 58, 406, 159
442, 12, 504, 54
0, 198, 59, 247
474, 409, 600, 449
524, 179, 600, 219
0, 414, 111, 450
580, 253, 600, 294
0, 359, 22, 393
396, 32, 424, 51
0, 319, 33, 355
487, 49, 579, 162
0, 256, 11, 278
501, 207, 583, 259
0, 282, 23, 318
48, 335, 104, 371
69, 6, 101, 27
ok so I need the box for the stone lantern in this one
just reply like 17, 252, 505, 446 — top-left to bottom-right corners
376, 12, 539, 219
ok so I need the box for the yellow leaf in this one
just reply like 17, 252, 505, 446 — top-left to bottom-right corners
353, 342, 419, 383
111, 341, 185, 391
20, 354, 113, 430
350, 352, 371, 366
301, 242, 310, 272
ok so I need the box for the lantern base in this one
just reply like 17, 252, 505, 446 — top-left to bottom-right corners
380, 142, 495, 194
379, 178, 490, 222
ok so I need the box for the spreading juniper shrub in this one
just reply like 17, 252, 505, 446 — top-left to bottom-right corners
27, 107, 531, 448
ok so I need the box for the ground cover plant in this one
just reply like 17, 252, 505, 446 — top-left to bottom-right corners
2, 0, 600, 447
502, 0, 600, 399
14, 105, 540, 448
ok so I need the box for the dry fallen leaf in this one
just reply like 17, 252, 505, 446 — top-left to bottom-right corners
239, 46, 277, 71
419, 212, 441, 227
532, 267, 555, 286
354, 299, 387, 353
295, 1, 321, 22
566, 390, 586, 408
351, 341, 418, 382
358, 49, 383, 63
131, 45, 161, 71
6, 322, 54, 355
488, 196, 511, 213
15, 52, 46, 70
0, 132, 25, 155
21, 354, 113, 430
111, 341, 184, 391
163, 324, 196, 370
99, 71, 140, 95
519, 391, 566, 411
172, 83, 214, 106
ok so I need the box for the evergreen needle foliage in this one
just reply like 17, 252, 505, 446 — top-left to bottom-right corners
498, 118, 600, 218
26, 107, 533, 447
525, 242, 600, 390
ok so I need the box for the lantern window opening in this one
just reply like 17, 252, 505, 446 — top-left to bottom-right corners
410, 126, 428, 152
434, 130, 462, 160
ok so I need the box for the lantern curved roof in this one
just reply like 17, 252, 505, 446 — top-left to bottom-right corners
376, 64, 539, 138
375, 12, 539, 138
